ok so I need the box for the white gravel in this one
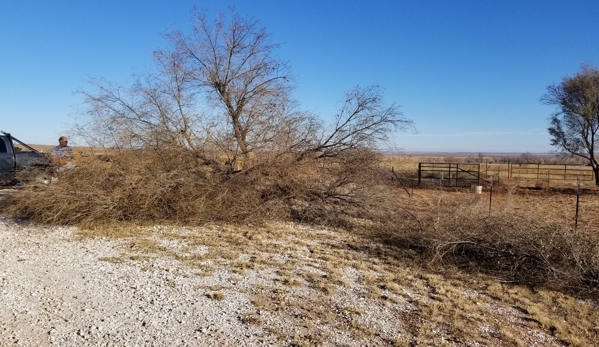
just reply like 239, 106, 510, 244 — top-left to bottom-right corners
0, 216, 565, 347
0, 217, 413, 347
0, 218, 281, 346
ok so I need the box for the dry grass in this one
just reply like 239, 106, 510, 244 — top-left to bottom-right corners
62, 217, 599, 346
367, 186, 599, 299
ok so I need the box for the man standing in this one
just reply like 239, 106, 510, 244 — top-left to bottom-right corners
49, 136, 74, 171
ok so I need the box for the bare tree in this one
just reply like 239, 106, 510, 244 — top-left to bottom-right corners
162, 8, 297, 164
78, 8, 315, 169
543, 65, 599, 185
78, 8, 412, 176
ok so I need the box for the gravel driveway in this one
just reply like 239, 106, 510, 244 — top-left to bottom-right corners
0, 216, 566, 347
0, 217, 412, 347
0, 218, 284, 346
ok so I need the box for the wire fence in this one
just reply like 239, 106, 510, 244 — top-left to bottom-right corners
416, 162, 594, 186
389, 166, 590, 229
487, 163, 594, 183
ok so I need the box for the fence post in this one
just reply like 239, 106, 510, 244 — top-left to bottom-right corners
418, 162, 422, 185
489, 179, 493, 215
575, 184, 580, 230
454, 164, 458, 187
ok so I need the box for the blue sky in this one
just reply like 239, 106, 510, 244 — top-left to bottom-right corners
1, 0, 598, 153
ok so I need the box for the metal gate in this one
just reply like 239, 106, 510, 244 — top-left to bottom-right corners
418, 163, 482, 187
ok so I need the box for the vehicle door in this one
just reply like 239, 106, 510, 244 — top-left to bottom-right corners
0, 136, 16, 181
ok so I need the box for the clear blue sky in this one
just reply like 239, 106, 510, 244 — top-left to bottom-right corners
1, 0, 598, 153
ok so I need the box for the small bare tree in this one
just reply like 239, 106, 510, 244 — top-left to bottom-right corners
543, 65, 599, 185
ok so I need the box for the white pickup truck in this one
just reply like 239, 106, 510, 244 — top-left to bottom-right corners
0, 129, 50, 184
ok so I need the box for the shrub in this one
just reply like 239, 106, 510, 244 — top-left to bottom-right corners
367, 191, 599, 297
